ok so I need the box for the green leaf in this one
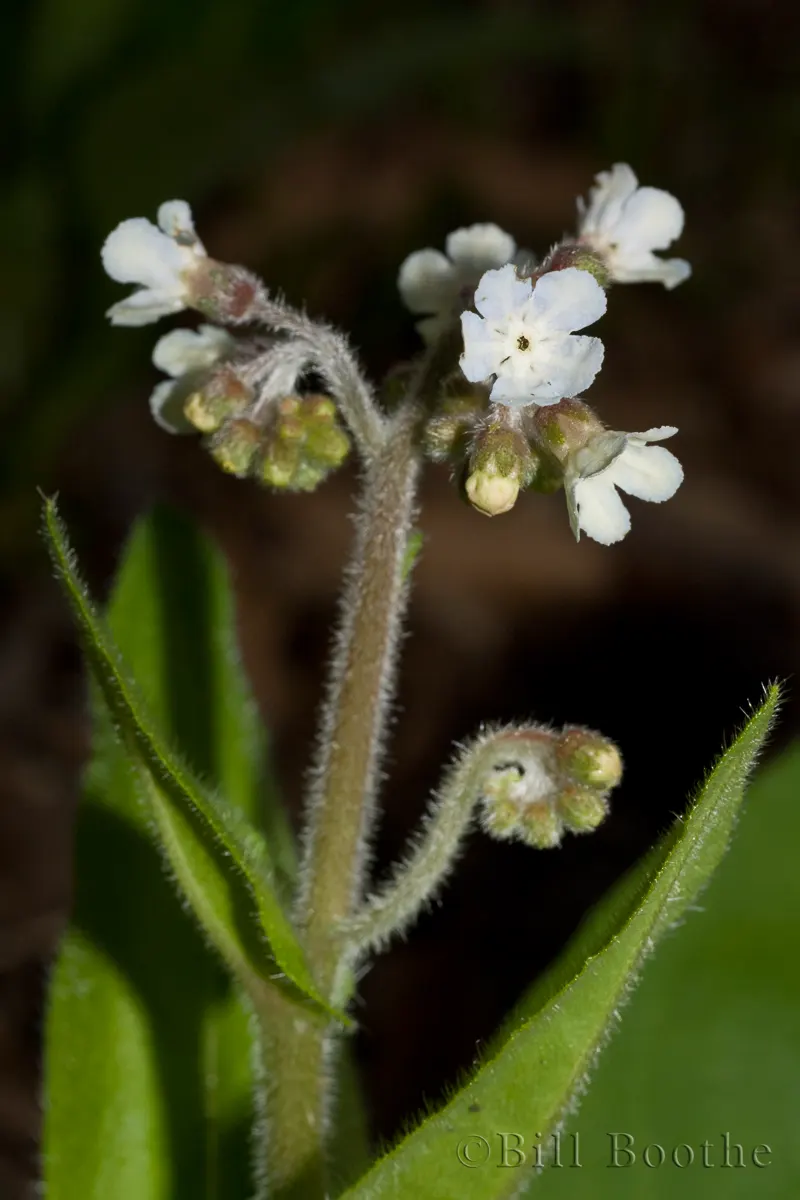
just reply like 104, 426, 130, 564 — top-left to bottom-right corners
535, 737, 800, 1200
44, 507, 271, 1199
341, 685, 781, 1199
42, 498, 334, 1020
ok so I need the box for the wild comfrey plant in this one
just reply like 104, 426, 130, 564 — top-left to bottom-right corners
42, 166, 779, 1200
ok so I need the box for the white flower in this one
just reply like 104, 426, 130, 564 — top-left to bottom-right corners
566, 426, 683, 545
578, 164, 690, 289
102, 200, 207, 326
398, 223, 516, 341
459, 264, 606, 407
149, 324, 234, 432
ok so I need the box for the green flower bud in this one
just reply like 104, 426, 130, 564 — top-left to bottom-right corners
477, 724, 622, 850
209, 417, 263, 477
557, 785, 608, 834
290, 461, 330, 492
183, 368, 252, 435
519, 802, 563, 849
423, 391, 486, 462
531, 399, 606, 468
183, 391, 228, 434
480, 766, 527, 838
465, 422, 537, 517
556, 728, 623, 790
258, 393, 351, 492
260, 439, 300, 488
305, 420, 351, 469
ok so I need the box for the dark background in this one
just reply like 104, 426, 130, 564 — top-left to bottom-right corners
2, 0, 800, 1193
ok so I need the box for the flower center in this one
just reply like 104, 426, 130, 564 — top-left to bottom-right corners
516, 334, 531, 352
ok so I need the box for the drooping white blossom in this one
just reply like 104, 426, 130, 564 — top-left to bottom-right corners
398, 223, 516, 341
459, 264, 606, 406
149, 324, 234, 432
577, 164, 690, 289
102, 200, 207, 326
566, 426, 683, 545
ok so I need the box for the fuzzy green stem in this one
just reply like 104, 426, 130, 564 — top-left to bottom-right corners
262, 336, 455, 1197
340, 726, 552, 956
262, 406, 420, 1199
298, 403, 420, 979
251, 985, 329, 1200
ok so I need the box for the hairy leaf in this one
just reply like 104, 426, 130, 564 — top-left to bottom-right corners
44, 507, 272, 1198
536, 738, 800, 1199
341, 685, 780, 1199
43, 497, 335, 1019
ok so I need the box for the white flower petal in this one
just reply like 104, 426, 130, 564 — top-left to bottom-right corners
488, 374, 538, 405
611, 187, 684, 252
459, 311, 501, 382
153, 324, 233, 376
608, 442, 683, 502
525, 333, 605, 403
473, 264, 532, 320
579, 164, 639, 237
148, 379, 195, 434
398, 249, 454, 314
445, 223, 516, 272
106, 288, 187, 327
101, 218, 194, 289
611, 255, 691, 290
630, 426, 678, 442
565, 479, 581, 540
574, 474, 632, 544
157, 200, 203, 249
524, 267, 607, 333
578, 165, 689, 288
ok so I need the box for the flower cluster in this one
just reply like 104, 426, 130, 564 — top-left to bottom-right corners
396, 162, 689, 543
479, 725, 623, 849
100, 164, 688, 542
100, 200, 351, 490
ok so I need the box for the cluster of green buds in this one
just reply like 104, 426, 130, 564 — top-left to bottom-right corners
479, 725, 623, 849
177, 365, 351, 491
206, 392, 351, 490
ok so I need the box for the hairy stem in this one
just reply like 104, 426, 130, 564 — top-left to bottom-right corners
261, 404, 420, 1198
262, 333, 456, 1196
298, 402, 420, 983
246, 287, 386, 457
340, 725, 554, 956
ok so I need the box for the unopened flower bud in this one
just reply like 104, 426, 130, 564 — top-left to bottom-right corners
530, 398, 606, 468
183, 367, 252, 434
477, 723, 622, 849
209, 417, 263, 477
258, 394, 351, 492
465, 470, 519, 517
556, 785, 608, 834
480, 766, 527, 838
519, 801, 563, 849
423, 389, 487, 462
465, 422, 537, 517
304, 414, 350, 469
260, 439, 300, 488
556, 727, 623, 790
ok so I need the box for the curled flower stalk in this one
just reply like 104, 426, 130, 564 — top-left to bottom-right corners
94, 162, 690, 1197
